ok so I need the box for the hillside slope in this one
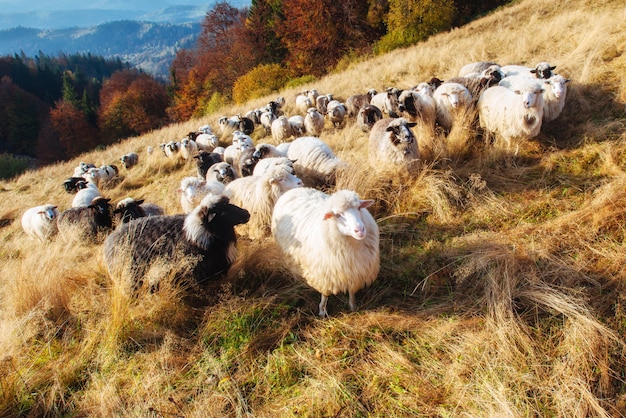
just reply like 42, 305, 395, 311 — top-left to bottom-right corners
1, 0, 625, 416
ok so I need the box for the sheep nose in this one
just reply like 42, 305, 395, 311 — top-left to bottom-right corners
353, 226, 366, 240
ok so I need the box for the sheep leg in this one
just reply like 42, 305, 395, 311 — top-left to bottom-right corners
318, 294, 329, 317
348, 292, 356, 312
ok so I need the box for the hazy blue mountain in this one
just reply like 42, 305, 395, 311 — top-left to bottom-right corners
0, 1, 250, 78
0, 21, 201, 78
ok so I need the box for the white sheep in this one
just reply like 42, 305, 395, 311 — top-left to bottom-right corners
304, 107, 325, 136
271, 188, 380, 317
252, 157, 295, 177
161, 141, 181, 160
478, 77, 545, 150
72, 162, 96, 177
397, 89, 437, 129
224, 162, 303, 239
271, 115, 294, 143
288, 115, 306, 136
370, 88, 401, 118
368, 117, 420, 174
206, 161, 238, 184
195, 132, 220, 152
326, 100, 347, 128
178, 176, 226, 214
432, 82, 473, 132
72, 183, 102, 208
500, 62, 556, 79
252, 143, 290, 160
286, 136, 346, 188
260, 111, 277, 135
99, 165, 119, 184
295, 94, 313, 114
180, 137, 199, 160
316, 94, 333, 114
539, 74, 571, 122
21, 204, 61, 242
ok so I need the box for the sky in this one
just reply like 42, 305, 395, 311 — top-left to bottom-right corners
0, 0, 249, 13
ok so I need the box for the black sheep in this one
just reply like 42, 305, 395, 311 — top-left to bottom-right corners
57, 197, 113, 239
103, 194, 249, 290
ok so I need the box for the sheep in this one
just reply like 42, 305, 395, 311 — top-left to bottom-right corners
57, 196, 113, 240
224, 162, 303, 239
316, 94, 333, 114
113, 197, 165, 225
357, 105, 384, 132
295, 94, 313, 114
194, 132, 220, 152
458, 61, 501, 77
397, 89, 437, 128
180, 138, 199, 160
539, 74, 571, 122
72, 183, 101, 207
103, 194, 250, 291
326, 100, 347, 128
21, 204, 61, 242
236, 114, 255, 135
260, 110, 277, 135
218, 115, 240, 136
63, 177, 88, 194
72, 162, 96, 177
84, 167, 106, 187
271, 188, 380, 316
500, 62, 556, 79
306, 89, 320, 104
178, 176, 226, 214
195, 151, 223, 179
288, 115, 306, 137
161, 141, 181, 160
254, 143, 291, 159
235, 147, 258, 177
345, 89, 377, 116
368, 118, 420, 174
286, 136, 345, 188
432, 82, 473, 132
206, 161, 238, 185
303, 107, 325, 136
99, 165, 119, 184
120, 152, 139, 169
478, 77, 545, 150
271, 115, 295, 143
252, 157, 295, 177
370, 87, 402, 118
113, 197, 147, 225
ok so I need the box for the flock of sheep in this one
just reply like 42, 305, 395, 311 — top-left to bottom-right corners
20, 59, 570, 316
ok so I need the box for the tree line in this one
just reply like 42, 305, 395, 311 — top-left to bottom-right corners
0, 0, 509, 172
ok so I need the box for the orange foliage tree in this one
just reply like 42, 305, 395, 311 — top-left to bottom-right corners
49, 99, 99, 157
98, 70, 169, 141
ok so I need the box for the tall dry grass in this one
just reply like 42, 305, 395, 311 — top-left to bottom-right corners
1, 0, 626, 415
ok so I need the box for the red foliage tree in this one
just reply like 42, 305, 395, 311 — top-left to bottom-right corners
49, 100, 99, 157
98, 70, 169, 141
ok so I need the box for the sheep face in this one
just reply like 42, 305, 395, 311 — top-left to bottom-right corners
531, 62, 556, 79
190, 196, 250, 247
208, 162, 237, 184
323, 199, 374, 240
387, 122, 417, 149
545, 75, 570, 99
270, 171, 304, 193
41, 205, 60, 221
513, 87, 544, 109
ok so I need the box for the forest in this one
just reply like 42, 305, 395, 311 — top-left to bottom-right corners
0, 0, 509, 174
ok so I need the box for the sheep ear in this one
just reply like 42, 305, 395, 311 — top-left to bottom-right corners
323, 212, 335, 220
206, 213, 216, 223
530, 69, 537, 74
550, 65, 556, 70
565, 78, 572, 83
359, 200, 374, 209
407, 122, 418, 128
136, 199, 145, 205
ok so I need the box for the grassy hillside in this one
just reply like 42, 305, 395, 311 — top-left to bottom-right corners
1, 0, 625, 415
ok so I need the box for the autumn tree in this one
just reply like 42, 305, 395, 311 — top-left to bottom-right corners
276, 0, 380, 76
99, 69, 169, 141
374, 0, 456, 53
49, 99, 99, 158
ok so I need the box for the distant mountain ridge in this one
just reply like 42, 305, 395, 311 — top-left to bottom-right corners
0, 1, 250, 78
0, 20, 201, 79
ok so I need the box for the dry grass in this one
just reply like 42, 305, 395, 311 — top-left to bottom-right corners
1, 0, 626, 415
